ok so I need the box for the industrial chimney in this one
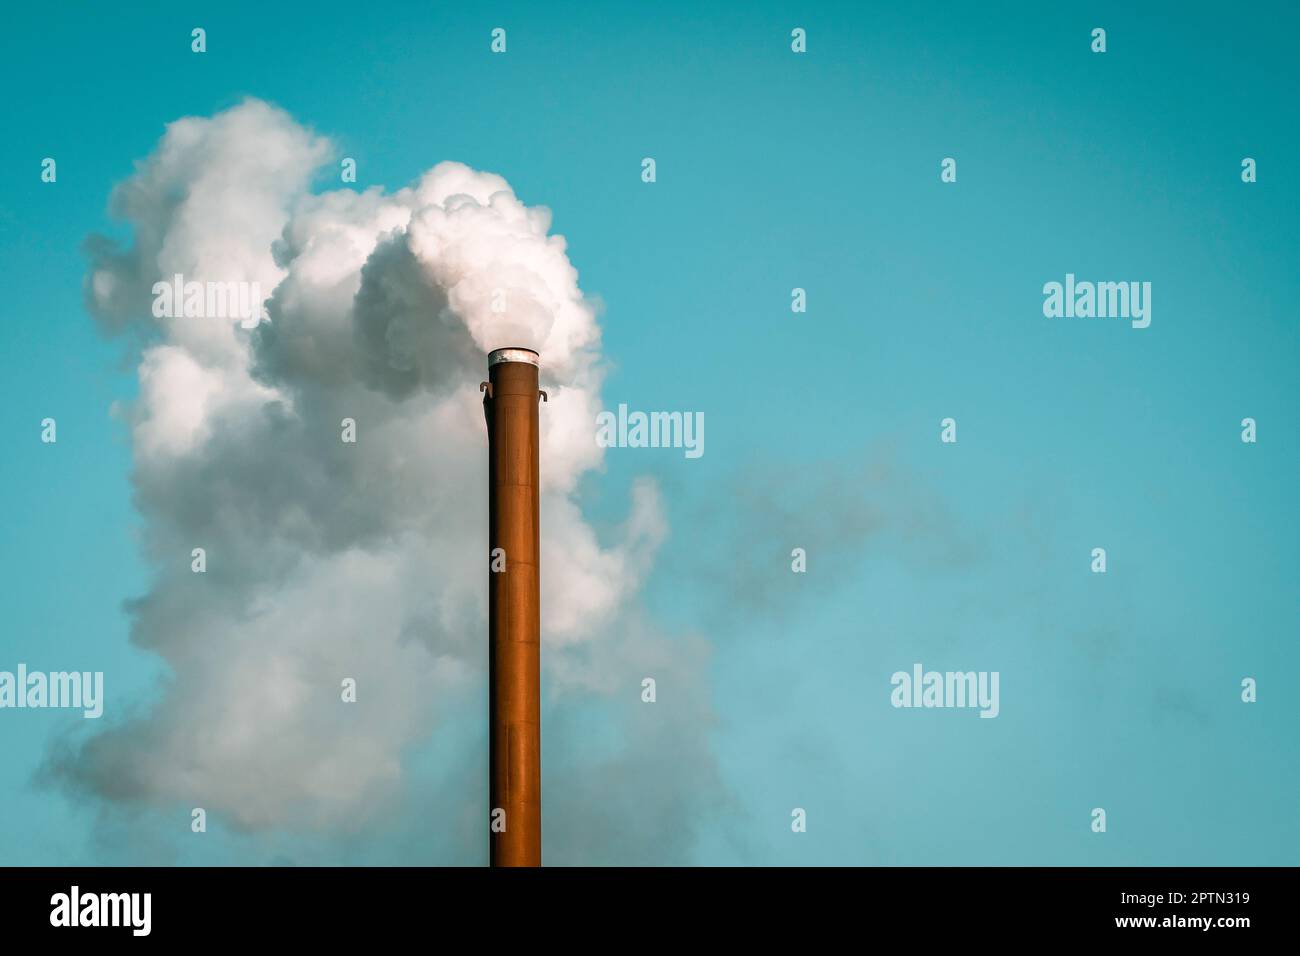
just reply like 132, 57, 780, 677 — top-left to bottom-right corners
481, 347, 543, 866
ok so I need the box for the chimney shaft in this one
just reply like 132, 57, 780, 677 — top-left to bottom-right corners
483, 347, 542, 866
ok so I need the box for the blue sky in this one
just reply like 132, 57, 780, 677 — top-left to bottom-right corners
1, 1, 1296, 865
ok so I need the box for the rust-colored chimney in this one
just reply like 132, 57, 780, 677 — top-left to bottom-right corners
481, 347, 543, 866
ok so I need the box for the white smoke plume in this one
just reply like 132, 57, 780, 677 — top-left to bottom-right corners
50, 99, 716, 857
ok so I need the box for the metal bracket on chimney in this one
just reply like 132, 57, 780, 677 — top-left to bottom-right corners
538, 390, 548, 403
479, 381, 493, 400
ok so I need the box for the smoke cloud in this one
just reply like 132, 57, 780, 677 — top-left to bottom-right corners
48, 98, 715, 859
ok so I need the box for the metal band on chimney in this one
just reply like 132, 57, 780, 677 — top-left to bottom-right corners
488, 347, 540, 368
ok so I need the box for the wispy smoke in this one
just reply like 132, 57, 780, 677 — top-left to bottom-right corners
47, 98, 716, 859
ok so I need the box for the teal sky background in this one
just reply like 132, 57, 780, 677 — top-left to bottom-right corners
1, 1, 1296, 865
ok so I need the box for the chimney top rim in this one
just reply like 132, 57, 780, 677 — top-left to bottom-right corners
488, 347, 540, 368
